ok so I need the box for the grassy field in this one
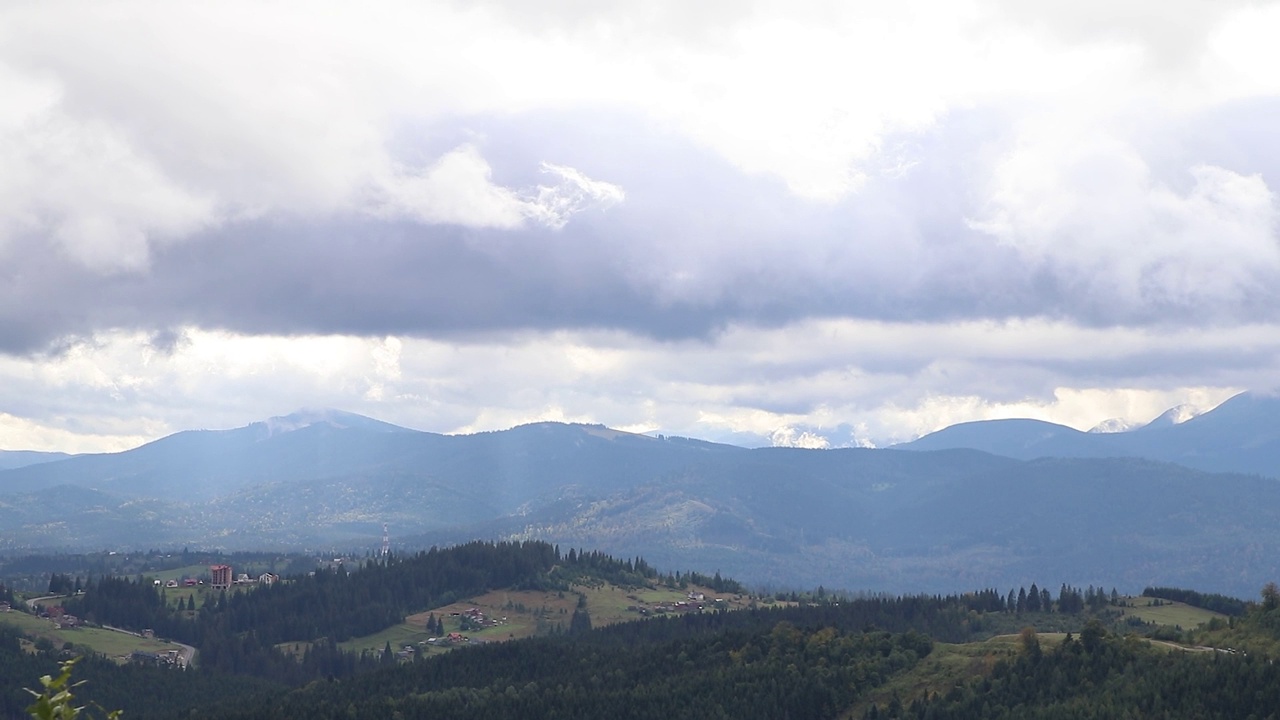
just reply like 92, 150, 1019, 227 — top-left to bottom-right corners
1118, 597, 1225, 629
147, 564, 213, 583
0, 611, 184, 661
335, 622, 438, 657
844, 633, 1067, 718
340, 587, 576, 656
337, 582, 752, 657
158, 584, 223, 609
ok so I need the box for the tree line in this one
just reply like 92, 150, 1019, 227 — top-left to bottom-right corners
1142, 586, 1251, 616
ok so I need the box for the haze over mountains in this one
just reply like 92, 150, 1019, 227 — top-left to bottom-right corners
1, 392, 1277, 597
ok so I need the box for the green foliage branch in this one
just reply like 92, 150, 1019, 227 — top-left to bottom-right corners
25, 658, 121, 720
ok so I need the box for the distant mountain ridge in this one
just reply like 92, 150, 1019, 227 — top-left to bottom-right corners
2, 399, 1279, 597
0, 449, 71, 471
897, 391, 1280, 477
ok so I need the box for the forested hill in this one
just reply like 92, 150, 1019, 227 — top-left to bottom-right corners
0, 624, 281, 720
199, 594, 977, 720
57, 541, 664, 684
2, 541, 708, 718
6, 540, 1280, 719
192, 588, 1280, 720
67, 541, 570, 645
897, 622, 1280, 719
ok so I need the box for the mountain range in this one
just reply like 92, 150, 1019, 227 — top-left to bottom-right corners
896, 391, 1280, 477
0, 449, 70, 471
1, 393, 1278, 597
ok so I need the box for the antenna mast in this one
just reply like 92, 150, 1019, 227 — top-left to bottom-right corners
381, 523, 390, 558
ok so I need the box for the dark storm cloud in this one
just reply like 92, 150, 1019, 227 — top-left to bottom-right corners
2, 104, 1278, 357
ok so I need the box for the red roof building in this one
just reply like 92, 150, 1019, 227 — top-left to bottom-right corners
209, 564, 232, 590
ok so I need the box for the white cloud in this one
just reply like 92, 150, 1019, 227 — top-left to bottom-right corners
1205, 3, 1280, 100
970, 119, 1279, 312
0, 320, 1266, 453
0, 63, 214, 271
769, 426, 832, 449
1, 0, 1274, 269
0, 411, 151, 455
2, 0, 1280, 452
988, 0, 1258, 70
373, 145, 530, 229
371, 147, 624, 230
522, 162, 626, 229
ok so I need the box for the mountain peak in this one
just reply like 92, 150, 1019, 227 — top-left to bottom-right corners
257, 408, 413, 437
1088, 417, 1138, 434
1136, 403, 1202, 431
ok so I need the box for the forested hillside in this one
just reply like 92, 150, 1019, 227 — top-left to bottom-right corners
3, 543, 1279, 719
894, 622, 1280, 719
0, 624, 279, 720
54, 541, 656, 684
194, 585, 1280, 720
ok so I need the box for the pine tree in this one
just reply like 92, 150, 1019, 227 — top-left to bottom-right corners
569, 593, 592, 634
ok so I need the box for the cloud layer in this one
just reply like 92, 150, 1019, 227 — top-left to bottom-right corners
1, 1, 1279, 450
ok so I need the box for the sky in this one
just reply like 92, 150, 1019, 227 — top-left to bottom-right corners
1, 0, 1278, 453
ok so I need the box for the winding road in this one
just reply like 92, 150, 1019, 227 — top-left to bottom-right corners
19, 594, 195, 667
102, 625, 197, 668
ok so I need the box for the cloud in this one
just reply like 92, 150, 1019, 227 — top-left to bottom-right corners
524, 162, 626, 229
769, 426, 832, 449
373, 145, 532, 229
373, 148, 625, 230
0, 62, 215, 272
0, 97, 1277, 359
990, 0, 1273, 78
970, 124, 1280, 320
2, 1, 1280, 453
0, 319, 1266, 453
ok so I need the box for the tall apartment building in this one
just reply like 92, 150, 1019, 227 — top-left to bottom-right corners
209, 564, 232, 590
